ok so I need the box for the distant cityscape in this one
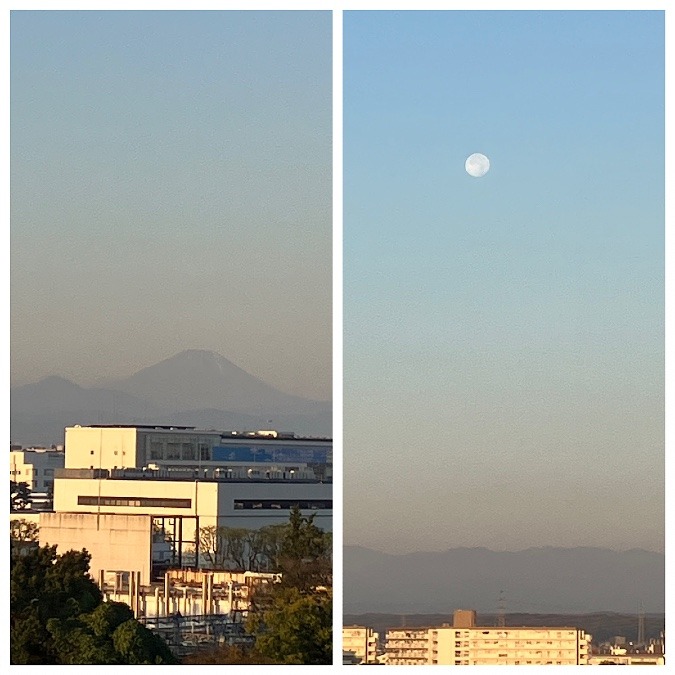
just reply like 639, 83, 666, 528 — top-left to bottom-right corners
343, 609, 665, 666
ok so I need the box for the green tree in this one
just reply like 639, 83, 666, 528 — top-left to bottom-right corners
10, 518, 40, 558
11, 546, 102, 663
10, 518, 39, 542
10, 545, 176, 665
47, 615, 120, 665
80, 601, 135, 638
275, 507, 332, 592
248, 586, 332, 664
245, 507, 332, 664
181, 643, 276, 665
112, 618, 176, 664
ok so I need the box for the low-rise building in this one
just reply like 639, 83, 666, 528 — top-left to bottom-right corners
10, 447, 65, 493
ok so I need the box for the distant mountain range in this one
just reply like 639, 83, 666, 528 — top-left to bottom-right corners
344, 545, 664, 615
11, 350, 332, 446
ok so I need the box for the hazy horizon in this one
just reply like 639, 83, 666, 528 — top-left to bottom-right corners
11, 11, 332, 401
11, 347, 332, 402
346, 542, 664, 555
344, 11, 664, 554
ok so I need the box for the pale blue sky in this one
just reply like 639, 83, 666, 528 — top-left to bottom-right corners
11, 10, 332, 400
344, 11, 664, 552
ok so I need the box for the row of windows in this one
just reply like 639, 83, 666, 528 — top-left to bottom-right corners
78, 496, 192, 509
11, 469, 55, 477
233, 500, 333, 510
77, 496, 331, 510
148, 442, 211, 462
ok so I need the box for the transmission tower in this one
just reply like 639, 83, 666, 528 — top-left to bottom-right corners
637, 601, 645, 646
497, 590, 506, 627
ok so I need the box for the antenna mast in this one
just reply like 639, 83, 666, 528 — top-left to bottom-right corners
497, 590, 506, 627
637, 601, 645, 646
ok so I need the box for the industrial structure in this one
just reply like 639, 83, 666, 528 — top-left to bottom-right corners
27, 424, 331, 627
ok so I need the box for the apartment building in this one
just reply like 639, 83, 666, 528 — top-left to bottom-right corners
385, 625, 591, 665
343, 625, 379, 664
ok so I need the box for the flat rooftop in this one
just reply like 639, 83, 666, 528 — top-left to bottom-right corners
68, 425, 331, 442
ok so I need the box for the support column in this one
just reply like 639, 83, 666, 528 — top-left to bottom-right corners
136, 571, 142, 617
207, 573, 213, 615
130, 573, 134, 617
164, 574, 170, 615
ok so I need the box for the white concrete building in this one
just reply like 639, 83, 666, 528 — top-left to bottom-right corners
385, 625, 592, 665
52, 471, 332, 531
343, 625, 379, 664
10, 448, 65, 493
64, 425, 331, 479
38, 425, 332, 586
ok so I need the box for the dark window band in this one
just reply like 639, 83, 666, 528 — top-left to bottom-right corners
78, 496, 192, 509
233, 499, 332, 510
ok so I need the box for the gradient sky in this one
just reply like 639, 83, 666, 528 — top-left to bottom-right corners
344, 11, 664, 553
11, 10, 332, 400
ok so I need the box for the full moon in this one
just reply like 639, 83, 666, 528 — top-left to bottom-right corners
465, 153, 490, 177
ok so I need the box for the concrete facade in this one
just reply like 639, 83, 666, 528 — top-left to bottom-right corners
453, 609, 477, 628
385, 626, 591, 665
343, 625, 379, 664
64, 425, 331, 475
10, 449, 65, 492
53, 475, 331, 532
39, 512, 154, 584
38, 424, 331, 589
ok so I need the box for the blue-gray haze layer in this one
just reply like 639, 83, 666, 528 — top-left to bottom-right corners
11, 350, 332, 446
344, 545, 664, 614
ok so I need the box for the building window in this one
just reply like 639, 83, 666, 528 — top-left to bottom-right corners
78, 495, 192, 509
149, 442, 163, 460
166, 443, 181, 460
199, 444, 210, 461
182, 443, 196, 461
233, 499, 332, 510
